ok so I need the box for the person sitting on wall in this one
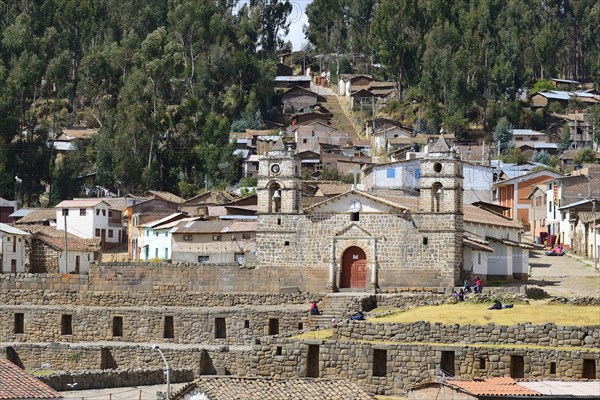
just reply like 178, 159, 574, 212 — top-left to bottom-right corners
310, 301, 319, 315
474, 277, 482, 294
464, 279, 471, 293
458, 289, 466, 301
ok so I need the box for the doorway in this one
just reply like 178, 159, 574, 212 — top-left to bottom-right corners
340, 246, 367, 289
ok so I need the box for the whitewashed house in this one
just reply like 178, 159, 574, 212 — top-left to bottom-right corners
137, 213, 193, 261
0, 223, 30, 273
55, 199, 123, 247
363, 159, 496, 203
462, 206, 530, 281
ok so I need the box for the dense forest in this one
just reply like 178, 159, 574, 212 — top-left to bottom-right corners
0, 0, 292, 205
306, 0, 600, 135
2, 0, 600, 206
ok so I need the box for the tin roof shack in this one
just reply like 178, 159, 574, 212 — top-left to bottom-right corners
171, 220, 256, 265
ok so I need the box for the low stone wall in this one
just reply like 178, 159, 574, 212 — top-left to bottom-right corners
39, 368, 195, 391
334, 321, 600, 348
0, 343, 250, 376
375, 293, 447, 309
550, 296, 600, 305
1, 305, 308, 345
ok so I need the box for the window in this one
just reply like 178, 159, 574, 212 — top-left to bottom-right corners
61, 314, 72, 335
102, 209, 106, 216
386, 168, 395, 178
297, 322, 304, 330
350, 212, 359, 221
80, 209, 86, 216
268, 318, 279, 335
164, 232, 168, 237
14, 313, 24, 334
302, 138, 308, 143
95, 228, 100, 237
306, 345, 320, 378
440, 351, 455, 376
550, 362, 556, 375
242, 233, 251, 240
155, 248, 158, 258
582, 359, 596, 379
373, 349, 387, 377
163, 316, 174, 339
112, 316, 123, 337
244, 320, 250, 329
108, 210, 113, 218
155, 231, 158, 236
198, 255, 209, 264
5, 237, 8, 242
284, 241, 290, 246
62, 209, 69, 216
423, 237, 428, 245
277, 218, 282, 226
96, 209, 100, 216
215, 318, 226, 339
479, 358, 486, 370
184, 234, 193, 241
108, 230, 113, 238
212, 235, 222, 241
276, 346, 283, 356
510, 355, 524, 378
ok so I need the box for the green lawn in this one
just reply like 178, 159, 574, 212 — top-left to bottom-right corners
369, 303, 600, 326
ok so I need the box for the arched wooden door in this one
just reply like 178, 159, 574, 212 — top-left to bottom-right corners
341, 246, 367, 289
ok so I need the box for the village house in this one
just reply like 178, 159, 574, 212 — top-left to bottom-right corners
369, 118, 413, 158
559, 149, 600, 170
24, 225, 101, 274
530, 90, 599, 108
171, 220, 256, 265
362, 159, 496, 204
546, 166, 600, 248
55, 199, 123, 248
0, 197, 18, 223
573, 211, 600, 260
338, 74, 374, 97
123, 198, 181, 260
137, 212, 194, 261
13, 208, 56, 226
527, 185, 548, 241
0, 223, 30, 273
493, 169, 563, 225
0, 358, 62, 400
281, 86, 318, 113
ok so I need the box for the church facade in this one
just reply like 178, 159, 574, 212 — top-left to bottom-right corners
256, 137, 466, 292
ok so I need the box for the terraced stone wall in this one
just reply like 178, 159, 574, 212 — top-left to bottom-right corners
334, 320, 600, 348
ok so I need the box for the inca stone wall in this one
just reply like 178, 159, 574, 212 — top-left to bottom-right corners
333, 321, 600, 348
0, 305, 308, 345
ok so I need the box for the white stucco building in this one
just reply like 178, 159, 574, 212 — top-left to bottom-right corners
0, 223, 30, 273
137, 213, 197, 261
363, 159, 496, 204
55, 199, 123, 247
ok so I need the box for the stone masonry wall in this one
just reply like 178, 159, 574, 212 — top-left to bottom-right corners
1, 305, 308, 345
333, 321, 600, 348
251, 337, 600, 396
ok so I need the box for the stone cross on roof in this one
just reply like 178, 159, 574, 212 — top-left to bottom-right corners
427, 135, 457, 159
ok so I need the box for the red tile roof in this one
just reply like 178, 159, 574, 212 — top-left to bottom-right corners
446, 377, 542, 396
0, 359, 62, 399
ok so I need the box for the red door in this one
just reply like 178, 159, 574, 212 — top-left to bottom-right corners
341, 246, 367, 289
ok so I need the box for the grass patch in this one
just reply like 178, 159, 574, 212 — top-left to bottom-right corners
291, 329, 333, 340
369, 303, 600, 326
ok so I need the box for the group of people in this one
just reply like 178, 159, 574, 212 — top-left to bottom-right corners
464, 277, 483, 294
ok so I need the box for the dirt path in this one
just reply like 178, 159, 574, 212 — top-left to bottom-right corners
528, 249, 600, 297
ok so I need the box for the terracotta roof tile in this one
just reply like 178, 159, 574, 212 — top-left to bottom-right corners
0, 359, 62, 399
14, 208, 56, 224
447, 377, 542, 396
23, 226, 101, 252
191, 376, 375, 400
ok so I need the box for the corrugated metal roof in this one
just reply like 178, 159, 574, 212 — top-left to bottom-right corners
8, 209, 33, 218
0, 223, 30, 236
171, 220, 256, 234
275, 76, 311, 81
519, 381, 600, 397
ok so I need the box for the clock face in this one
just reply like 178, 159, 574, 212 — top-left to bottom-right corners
349, 199, 362, 212
270, 164, 280, 174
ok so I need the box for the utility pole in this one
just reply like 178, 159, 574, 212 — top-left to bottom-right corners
63, 209, 68, 273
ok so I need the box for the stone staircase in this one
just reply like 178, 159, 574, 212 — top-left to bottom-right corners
321, 95, 361, 140
305, 293, 378, 330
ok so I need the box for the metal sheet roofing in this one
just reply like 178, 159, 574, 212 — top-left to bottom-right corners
0, 223, 30, 236
519, 381, 600, 397
55, 199, 107, 208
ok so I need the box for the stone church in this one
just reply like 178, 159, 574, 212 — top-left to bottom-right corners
256, 136, 466, 292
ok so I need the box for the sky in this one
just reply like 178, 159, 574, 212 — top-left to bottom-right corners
283, 0, 311, 50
